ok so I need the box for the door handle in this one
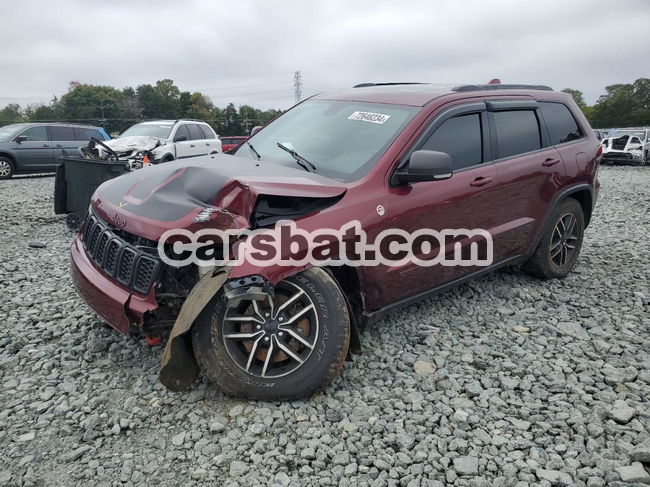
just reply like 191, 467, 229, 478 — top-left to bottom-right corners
190, 144, 195, 148
542, 158, 560, 167
206, 143, 210, 146
470, 176, 493, 187
55, 144, 63, 148
42, 144, 49, 148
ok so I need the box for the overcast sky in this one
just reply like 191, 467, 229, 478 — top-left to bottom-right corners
1, 0, 648, 111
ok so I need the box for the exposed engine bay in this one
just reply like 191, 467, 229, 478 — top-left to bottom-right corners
82, 136, 166, 169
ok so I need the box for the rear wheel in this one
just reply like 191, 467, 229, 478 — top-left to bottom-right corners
524, 198, 584, 279
0, 157, 15, 179
192, 268, 350, 400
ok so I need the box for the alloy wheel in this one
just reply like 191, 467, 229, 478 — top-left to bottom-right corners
0, 160, 11, 177
222, 281, 319, 378
550, 213, 578, 267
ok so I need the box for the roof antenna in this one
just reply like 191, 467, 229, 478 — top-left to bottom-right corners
488, 78, 501, 85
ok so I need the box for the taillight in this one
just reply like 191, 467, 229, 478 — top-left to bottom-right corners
596, 145, 602, 158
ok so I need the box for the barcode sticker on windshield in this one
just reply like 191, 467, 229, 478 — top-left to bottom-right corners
348, 111, 391, 124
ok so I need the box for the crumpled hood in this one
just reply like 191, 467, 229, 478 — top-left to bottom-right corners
101, 136, 164, 153
92, 154, 347, 240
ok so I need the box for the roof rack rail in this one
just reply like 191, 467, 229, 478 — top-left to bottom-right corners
353, 82, 427, 88
452, 84, 553, 92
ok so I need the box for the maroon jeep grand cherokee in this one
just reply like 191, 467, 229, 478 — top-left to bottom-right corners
71, 82, 600, 399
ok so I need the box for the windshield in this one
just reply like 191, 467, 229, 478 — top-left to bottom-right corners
120, 123, 173, 139
233, 100, 419, 181
0, 124, 27, 141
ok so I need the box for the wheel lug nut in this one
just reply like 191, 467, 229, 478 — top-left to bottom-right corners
265, 312, 270, 317
279, 316, 284, 321
278, 331, 284, 337
264, 336, 270, 342
256, 325, 261, 330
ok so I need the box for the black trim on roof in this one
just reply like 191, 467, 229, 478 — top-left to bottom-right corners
353, 82, 428, 88
452, 84, 553, 92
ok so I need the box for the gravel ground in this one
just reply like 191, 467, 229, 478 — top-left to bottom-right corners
0, 168, 649, 487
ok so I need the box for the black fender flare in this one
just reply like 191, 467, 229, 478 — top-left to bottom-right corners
530, 183, 594, 254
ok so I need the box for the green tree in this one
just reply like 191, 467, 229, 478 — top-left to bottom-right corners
184, 92, 214, 120
59, 84, 126, 132
0, 104, 24, 125
590, 78, 650, 128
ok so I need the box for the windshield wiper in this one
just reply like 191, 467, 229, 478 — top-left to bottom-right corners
276, 143, 316, 172
246, 140, 261, 161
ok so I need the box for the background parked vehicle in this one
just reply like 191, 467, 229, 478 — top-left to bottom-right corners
220, 136, 249, 153
0, 123, 109, 178
82, 119, 222, 165
600, 127, 649, 165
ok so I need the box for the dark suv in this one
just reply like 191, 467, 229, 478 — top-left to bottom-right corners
70, 82, 600, 399
0, 122, 108, 178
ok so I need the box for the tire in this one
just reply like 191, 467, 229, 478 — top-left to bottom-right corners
192, 268, 350, 400
0, 156, 15, 179
65, 213, 82, 231
524, 198, 585, 279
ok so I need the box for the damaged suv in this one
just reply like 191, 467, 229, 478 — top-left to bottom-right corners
83, 119, 222, 165
600, 128, 649, 165
70, 82, 600, 399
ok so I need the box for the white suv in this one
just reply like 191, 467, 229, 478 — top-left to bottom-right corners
91, 119, 222, 164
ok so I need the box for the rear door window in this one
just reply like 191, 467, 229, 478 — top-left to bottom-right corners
49, 126, 76, 141
493, 110, 541, 159
539, 102, 583, 145
19, 126, 48, 141
421, 113, 483, 170
187, 124, 203, 140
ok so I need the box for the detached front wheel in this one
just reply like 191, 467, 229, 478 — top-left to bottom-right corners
192, 268, 350, 400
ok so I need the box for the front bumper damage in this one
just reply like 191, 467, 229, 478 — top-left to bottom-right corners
82, 136, 168, 168
70, 237, 158, 333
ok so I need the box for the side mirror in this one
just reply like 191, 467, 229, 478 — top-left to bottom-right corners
14, 135, 27, 143
394, 150, 453, 184
174, 135, 187, 142
250, 126, 263, 136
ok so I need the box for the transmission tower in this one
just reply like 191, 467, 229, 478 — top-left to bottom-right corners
293, 71, 303, 104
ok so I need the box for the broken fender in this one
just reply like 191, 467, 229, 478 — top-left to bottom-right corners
160, 268, 231, 391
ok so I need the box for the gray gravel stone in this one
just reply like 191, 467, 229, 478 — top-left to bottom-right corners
536, 469, 573, 486
453, 456, 478, 475
631, 446, 650, 463
609, 400, 636, 424
615, 463, 650, 484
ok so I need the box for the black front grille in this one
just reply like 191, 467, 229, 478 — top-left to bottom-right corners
82, 214, 161, 295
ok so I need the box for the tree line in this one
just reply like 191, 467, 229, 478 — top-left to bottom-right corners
562, 78, 650, 128
0, 80, 284, 136
1, 78, 649, 134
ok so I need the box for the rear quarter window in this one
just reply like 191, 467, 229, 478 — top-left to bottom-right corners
493, 110, 541, 159
539, 102, 583, 145
199, 124, 216, 139
73, 128, 104, 141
